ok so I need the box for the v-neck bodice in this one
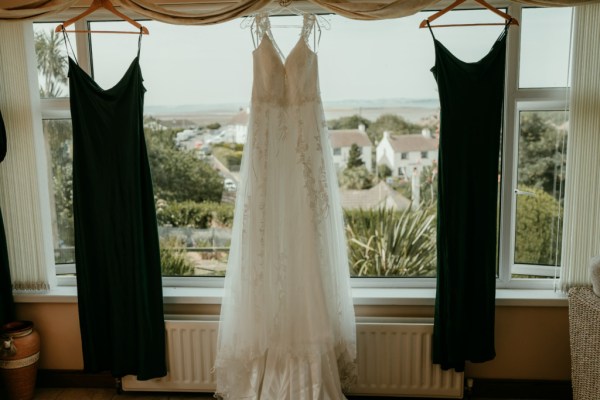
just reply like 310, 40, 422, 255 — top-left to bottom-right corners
251, 13, 319, 106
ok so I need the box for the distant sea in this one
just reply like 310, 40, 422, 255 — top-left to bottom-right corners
145, 98, 440, 126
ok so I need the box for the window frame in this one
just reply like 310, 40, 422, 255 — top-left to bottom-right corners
33, 4, 571, 291
497, 4, 571, 289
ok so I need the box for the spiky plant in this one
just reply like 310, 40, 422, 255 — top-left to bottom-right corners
160, 236, 195, 276
345, 206, 437, 277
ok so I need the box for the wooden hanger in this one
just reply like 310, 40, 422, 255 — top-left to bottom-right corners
55, 0, 149, 34
419, 0, 519, 29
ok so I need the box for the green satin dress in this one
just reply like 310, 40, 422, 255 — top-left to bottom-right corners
0, 109, 15, 326
68, 36, 166, 380
429, 22, 510, 372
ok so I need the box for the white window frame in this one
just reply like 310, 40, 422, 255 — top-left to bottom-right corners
497, 4, 571, 290
32, 4, 571, 291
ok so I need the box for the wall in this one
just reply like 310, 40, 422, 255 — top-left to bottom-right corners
15, 302, 571, 381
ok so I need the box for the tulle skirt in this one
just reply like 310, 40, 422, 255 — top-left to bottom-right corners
215, 100, 357, 400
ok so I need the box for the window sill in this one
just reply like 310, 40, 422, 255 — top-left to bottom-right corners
13, 287, 568, 307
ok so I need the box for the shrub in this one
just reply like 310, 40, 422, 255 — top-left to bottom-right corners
160, 236, 195, 276
514, 186, 562, 265
345, 206, 436, 277
156, 200, 234, 229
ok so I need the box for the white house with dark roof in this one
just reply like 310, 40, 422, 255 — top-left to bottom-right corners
376, 129, 438, 179
221, 108, 249, 144
329, 124, 373, 172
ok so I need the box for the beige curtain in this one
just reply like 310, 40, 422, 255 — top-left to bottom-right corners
0, 21, 54, 290
559, 3, 600, 292
3, 0, 600, 23
0, 0, 78, 20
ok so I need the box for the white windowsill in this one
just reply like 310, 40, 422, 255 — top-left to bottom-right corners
13, 286, 568, 307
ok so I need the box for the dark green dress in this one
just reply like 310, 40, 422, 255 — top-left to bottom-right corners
0, 109, 15, 326
429, 23, 509, 372
68, 43, 166, 380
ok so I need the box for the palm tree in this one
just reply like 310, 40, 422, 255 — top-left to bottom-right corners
35, 30, 67, 98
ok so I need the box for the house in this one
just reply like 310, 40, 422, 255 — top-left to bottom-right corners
376, 129, 438, 179
329, 124, 373, 172
219, 108, 249, 144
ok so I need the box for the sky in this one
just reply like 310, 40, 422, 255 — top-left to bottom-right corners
37, 7, 572, 109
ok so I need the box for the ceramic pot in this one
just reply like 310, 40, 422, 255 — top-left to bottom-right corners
0, 321, 41, 400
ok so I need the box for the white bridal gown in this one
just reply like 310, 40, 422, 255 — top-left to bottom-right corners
215, 13, 357, 400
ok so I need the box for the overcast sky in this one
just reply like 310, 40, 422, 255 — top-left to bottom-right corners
40, 7, 572, 108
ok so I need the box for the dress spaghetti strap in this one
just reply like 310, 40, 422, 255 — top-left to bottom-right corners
60, 26, 78, 64
426, 21, 436, 40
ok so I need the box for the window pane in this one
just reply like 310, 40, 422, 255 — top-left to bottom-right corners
88, 17, 443, 278
43, 119, 75, 266
33, 23, 75, 98
50, 10, 562, 280
513, 110, 568, 275
519, 8, 572, 88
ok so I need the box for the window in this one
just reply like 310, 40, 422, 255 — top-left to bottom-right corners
519, 8, 572, 88
35, 4, 572, 287
501, 7, 572, 283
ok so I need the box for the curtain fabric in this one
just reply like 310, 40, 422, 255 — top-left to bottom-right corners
2, 0, 600, 23
559, 3, 600, 292
0, 22, 51, 291
0, 0, 77, 20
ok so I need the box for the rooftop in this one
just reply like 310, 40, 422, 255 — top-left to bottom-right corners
384, 133, 438, 153
340, 181, 410, 211
329, 129, 373, 148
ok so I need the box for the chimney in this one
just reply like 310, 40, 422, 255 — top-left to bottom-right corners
358, 123, 366, 132
422, 128, 431, 138
383, 131, 390, 141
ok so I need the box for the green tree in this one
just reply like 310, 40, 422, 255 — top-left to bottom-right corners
145, 127, 224, 203
339, 165, 374, 190
346, 143, 364, 169
35, 30, 67, 98
377, 164, 392, 180
206, 122, 221, 130
514, 187, 562, 266
327, 114, 371, 130
367, 114, 421, 145
518, 112, 568, 201
156, 201, 234, 229
44, 120, 75, 261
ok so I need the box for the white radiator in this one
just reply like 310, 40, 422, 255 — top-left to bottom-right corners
353, 318, 463, 398
122, 316, 463, 398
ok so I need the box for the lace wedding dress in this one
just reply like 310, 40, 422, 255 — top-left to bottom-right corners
215, 13, 357, 400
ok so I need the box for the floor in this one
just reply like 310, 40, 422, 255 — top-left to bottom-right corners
34, 388, 214, 399
32, 387, 563, 400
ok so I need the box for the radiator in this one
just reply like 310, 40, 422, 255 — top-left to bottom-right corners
122, 316, 463, 398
